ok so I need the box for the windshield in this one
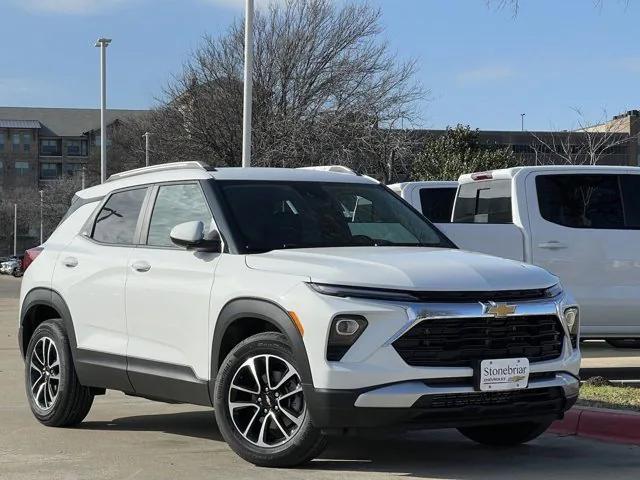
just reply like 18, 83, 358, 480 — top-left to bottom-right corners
215, 180, 455, 253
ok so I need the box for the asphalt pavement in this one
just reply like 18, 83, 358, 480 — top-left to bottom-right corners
1, 275, 639, 480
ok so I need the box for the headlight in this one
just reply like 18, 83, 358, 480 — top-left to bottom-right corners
563, 307, 579, 348
308, 282, 418, 302
544, 283, 563, 298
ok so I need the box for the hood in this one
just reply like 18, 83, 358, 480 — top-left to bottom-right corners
245, 247, 557, 292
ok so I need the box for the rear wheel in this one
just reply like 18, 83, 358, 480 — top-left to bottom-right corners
606, 338, 640, 349
25, 319, 94, 427
458, 420, 552, 446
214, 332, 326, 467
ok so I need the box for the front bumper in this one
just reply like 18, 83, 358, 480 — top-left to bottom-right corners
306, 372, 579, 431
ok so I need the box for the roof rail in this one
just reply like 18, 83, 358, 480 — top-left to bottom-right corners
106, 161, 213, 182
297, 165, 359, 175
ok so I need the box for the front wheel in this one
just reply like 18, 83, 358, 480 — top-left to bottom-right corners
213, 332, 326, 467
458, 420, 552, 446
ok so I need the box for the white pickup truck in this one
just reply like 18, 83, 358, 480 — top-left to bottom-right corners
394, 166, 640, 345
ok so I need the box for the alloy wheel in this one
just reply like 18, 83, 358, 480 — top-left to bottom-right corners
29, 337, 60, 410
228, 354, 305, 447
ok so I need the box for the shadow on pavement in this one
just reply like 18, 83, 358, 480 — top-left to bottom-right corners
78, 410, 640, 479
80, 410, 223, 442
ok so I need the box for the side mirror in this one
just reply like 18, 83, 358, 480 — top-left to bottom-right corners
169, 221, 222, 252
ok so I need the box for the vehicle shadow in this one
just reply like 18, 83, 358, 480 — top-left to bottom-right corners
80, 410, 224, 442
78, 410, 640, 479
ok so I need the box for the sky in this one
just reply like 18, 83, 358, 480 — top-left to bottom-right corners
0, 0, 638, 131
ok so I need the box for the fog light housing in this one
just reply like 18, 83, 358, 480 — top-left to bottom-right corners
326, 315, 368, 361
563, 307, 579, 348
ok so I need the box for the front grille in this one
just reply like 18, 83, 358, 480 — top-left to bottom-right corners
410, 387, 565, 423
392, 315, 564, 367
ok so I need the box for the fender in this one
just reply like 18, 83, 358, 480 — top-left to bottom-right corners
19, 287, 77, 361
210, 297, 313, 399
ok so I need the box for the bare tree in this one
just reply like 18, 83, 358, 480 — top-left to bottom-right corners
529, 108, 637, 165
135, 0, 426, 180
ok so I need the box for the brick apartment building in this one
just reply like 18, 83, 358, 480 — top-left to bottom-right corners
0, 107, 148, 192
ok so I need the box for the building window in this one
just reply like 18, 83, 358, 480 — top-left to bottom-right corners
0, 160, 3, 175
41, 163, 62, 180
66, 139, 88, 156
0, 133, 4, 152
40, 139, 62, 156
63, 163, 84, 176
12, 133, 21, 153
23, 132, 32, 153
15, 161, 30, 176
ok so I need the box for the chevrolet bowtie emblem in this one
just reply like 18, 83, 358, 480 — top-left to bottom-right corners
484, 302, 517, 317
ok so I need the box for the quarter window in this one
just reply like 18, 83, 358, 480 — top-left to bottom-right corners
419, 187, 457, 223
92, 188, 147, 244
453, 180, 512, 224
536, 174, 624, 229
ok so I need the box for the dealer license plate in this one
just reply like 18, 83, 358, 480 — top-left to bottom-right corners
479, 358, 530, 392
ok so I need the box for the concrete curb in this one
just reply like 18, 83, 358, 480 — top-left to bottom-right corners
550, 406, 640, 445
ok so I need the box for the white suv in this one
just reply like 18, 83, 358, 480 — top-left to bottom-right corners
19, 162, 581, 467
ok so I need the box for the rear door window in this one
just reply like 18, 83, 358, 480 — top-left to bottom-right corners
92, 188, 147, 244
419, 187, 456, 223
536, 174, 624, 229
453, 180, 512, 224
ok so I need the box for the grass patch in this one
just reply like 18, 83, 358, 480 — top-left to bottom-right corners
578, 384, 640, 412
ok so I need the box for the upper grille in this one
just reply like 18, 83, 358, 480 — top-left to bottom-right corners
392, 315, 564, 367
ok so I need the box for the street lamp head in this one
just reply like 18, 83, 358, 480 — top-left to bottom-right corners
95, 38, 112, 47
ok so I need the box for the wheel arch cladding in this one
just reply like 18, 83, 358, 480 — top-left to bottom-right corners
210, 297, 313, 396
20, 288, 77, 360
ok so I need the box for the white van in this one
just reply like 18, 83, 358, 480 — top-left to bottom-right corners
389, 181, 458, 223
433, 166, 640, 345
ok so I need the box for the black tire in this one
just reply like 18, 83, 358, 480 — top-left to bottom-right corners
214, 332, 326, 467
606, 338, 640, 349
458, 420, 552, 446
24, 319, 94, 427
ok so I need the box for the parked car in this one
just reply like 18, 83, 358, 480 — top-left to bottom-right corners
426, 166, 640, 347
1, 255, 23, 276
18, 162, 580, 467
389, 181, 458, 223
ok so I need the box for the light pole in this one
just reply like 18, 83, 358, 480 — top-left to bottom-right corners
242, 0, 254, 168
13, 204, 17, 256
95, 37, 112, 183
81, 164, 86, 189
39, 190, 44, 245
521, 113, 526, 132
142, 132, 151, 167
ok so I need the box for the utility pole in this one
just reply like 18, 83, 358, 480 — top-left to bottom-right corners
13, 204, 17, 256
81, 165, 86, 189
95, 37, 112, 183
142, 132, 151, 167
242, 0, 254, 168
521, 113, 526, 132
39, 190, 44, 245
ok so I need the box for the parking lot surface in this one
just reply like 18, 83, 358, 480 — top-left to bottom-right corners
1, 275, 639, 480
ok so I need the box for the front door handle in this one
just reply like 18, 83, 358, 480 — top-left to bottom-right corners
62, 256, 78, 268
131, 260, 151, 273
538, 241, 567, 250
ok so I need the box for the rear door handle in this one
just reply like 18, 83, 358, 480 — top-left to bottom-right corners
62, 256, 78, 268
538, 241, 567, 250
131, 260, 151, 273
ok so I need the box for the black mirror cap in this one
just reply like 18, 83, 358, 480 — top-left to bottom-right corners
193, 229, 222, 253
